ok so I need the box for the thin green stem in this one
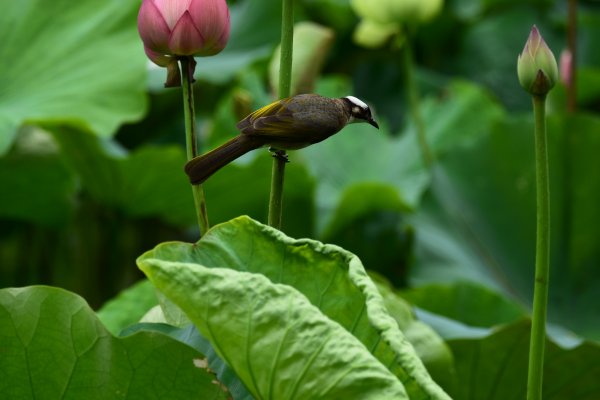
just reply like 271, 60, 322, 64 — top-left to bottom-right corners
402, 44, 434, 167
527, 94, 551, 400
268, 154, 286, 228
278, 0, 294, 101
180, 57, 210, 236
268, 0, 294, 229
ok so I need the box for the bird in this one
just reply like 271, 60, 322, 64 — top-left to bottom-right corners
184, 93, 379, 185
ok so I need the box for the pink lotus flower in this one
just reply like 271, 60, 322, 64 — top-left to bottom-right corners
138, 0, 230, 66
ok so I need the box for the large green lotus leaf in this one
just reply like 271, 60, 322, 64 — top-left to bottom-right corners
411, 113, 600, 340
133, 281, 453, 397
0, 286, 227, 399
138, 254, 409, 399
302, 80, 504, 233
448, 320, 600, 400
0, 0, 147, 155
138, 216, 450, 399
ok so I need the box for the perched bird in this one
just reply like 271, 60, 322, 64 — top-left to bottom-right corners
184, 93, 379, 184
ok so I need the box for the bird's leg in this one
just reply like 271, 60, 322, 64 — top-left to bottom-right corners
269, 147, 289, 163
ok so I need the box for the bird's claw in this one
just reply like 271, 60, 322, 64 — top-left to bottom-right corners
269, 148, 289, 163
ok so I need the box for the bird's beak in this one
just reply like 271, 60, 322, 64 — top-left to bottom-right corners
369, 118, 379, 129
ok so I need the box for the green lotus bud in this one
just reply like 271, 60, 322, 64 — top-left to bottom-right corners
517, 25, 558, 96
417, 0, 444, 23
351, 0, 419, 25
350, 0, 443, 25
353, 18, 400, 49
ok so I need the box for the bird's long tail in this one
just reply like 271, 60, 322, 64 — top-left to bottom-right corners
184, 134, 262, 185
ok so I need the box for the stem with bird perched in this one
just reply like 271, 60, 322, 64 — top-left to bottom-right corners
268, 0, 294, 229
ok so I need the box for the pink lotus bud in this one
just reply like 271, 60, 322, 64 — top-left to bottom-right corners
138, 0, 230, 64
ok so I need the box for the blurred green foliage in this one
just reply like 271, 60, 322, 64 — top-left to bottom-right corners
1, 0, 600, 396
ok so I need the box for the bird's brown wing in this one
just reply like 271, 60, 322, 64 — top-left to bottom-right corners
236, 98, 296, 136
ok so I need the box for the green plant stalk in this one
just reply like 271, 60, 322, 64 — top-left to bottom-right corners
402, 44, 433, 167
268, 154, 286, 228
268, 0, 294, 229
527, 94, 551, 400
180, 57, 210, 236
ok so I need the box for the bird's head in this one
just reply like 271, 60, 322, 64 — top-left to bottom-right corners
343, 96, 379, 129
